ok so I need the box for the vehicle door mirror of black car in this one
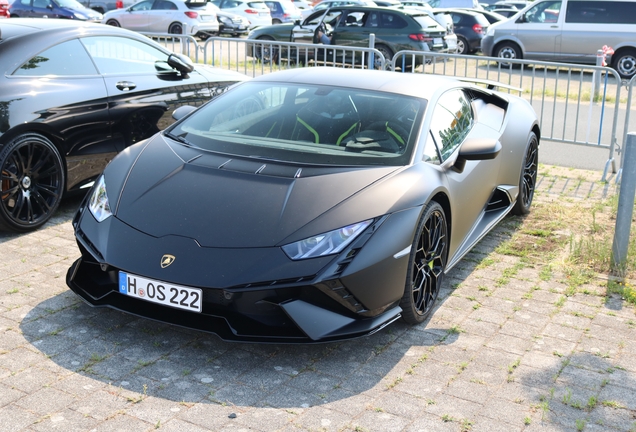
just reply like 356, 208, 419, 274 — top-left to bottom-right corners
167, 53, 195, 75
172, 105, 197, 121
453, 137, 501, 173
294, 19, 300, 25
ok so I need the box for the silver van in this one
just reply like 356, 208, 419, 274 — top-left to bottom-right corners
481, 0, 636, 79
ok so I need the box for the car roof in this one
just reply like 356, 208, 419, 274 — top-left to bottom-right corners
251, 67, 462, 100
0, 17, 96, 42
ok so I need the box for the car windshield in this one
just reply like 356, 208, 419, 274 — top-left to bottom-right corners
167, 82, 425, 167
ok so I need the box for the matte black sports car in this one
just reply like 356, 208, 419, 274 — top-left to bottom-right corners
67, 67, 539, 343
0, 18, 246, 232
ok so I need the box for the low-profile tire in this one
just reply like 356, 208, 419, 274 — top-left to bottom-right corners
0, 133, 65, 233
612, 48, 636, 80
456, 35, 469, 55
374, 44, 393, 70
400, 201, 448, 325
511, 132, 539, 216
105, 19, 120, 27
495, 41, 521, 68
169, 22, 184, 35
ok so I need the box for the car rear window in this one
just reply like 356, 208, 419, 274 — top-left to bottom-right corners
412, 14, 444, 30
248, 1, 270, 9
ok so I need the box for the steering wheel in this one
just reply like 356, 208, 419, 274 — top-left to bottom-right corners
313, 22, 332, 43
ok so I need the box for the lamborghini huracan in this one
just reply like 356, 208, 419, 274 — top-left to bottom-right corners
67, 67, 539, 343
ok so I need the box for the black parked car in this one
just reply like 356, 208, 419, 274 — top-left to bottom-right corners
0, 19, 246, 232
436, 8, 489, 54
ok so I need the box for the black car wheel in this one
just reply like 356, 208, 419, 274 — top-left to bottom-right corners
254, 36, 279, 64
512, 132, 538, 216
612, 48, 636, 80
496, 41, 521, 68
400, 201, 448, 324
105, 19, 120, 27
374, 44, 393, 70
456, 36, 469, 55
0, 133, 65, 232
169, 22, 184, 34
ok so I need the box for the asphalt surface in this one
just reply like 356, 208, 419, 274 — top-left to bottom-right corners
1, 165, 634, 432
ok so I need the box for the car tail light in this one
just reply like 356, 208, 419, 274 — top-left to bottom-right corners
472, 23, 483, 34
244, 8, 259, 14
185, 11, 198, 18
409, 33, 433, 42
115, 0, 123, 7
282, 13, 289, 18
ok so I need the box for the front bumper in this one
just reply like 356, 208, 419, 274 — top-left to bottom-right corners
66, 207, 417, 343
481, 34, 494, 57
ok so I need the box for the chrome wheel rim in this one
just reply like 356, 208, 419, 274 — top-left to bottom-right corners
617, 55, 636, 78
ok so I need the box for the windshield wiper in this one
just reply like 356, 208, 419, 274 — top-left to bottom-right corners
165, 131, 195, 148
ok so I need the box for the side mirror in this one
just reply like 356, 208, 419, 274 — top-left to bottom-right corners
172, 105, 197, 121
294, 19, 301, 25
47, 3, 53, 9
167, 53, 195, 75
453, 138, 502, 173
516, 14, 527, 24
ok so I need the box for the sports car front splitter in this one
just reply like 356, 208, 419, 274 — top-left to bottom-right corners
66, 257, 402, 343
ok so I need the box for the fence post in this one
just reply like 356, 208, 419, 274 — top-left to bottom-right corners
368, 33, 376, 69
611, 132, 636, 277
593, 49, 603, 100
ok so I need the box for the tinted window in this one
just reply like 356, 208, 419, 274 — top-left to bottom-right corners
80, 36, 169, 75
429, 90, 473, 161
565, 1, 636, 24
153, 0, 177, 9
14, 39, 97, 76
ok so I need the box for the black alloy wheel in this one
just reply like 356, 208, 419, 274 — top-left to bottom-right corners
512, 132, 538, 216
169, 22, 184, 34
400, 201, 448, 324
0, 133, 65, 232
254, 36, 279, 64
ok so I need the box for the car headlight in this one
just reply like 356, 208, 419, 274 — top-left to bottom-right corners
88, 175, 112, 222
73, 12, 87, 19
219, 16, 232, 25
282, 219, 373, 260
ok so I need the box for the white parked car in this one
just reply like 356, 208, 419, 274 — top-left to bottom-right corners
210, 0, 272, 29
103, 0, 219, 36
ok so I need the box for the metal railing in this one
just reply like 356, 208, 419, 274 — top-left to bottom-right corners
390, 51, 624, 181
198, 36, 387, 75
617, 74, 636, 184
146, 33, 631, 182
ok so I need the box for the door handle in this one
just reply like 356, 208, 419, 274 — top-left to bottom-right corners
116, 81, 137, 91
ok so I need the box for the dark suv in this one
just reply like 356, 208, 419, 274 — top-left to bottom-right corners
248, 6, 449, 67
437, 8, 489, 54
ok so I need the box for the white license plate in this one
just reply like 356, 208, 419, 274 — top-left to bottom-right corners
238, 25, 246, 29
259, 11, 269, 16
201, 14, 212, 20
119, 272, 202, 313
434, 38, 442, 45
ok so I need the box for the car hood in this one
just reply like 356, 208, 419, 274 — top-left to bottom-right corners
113, 134, 399, 248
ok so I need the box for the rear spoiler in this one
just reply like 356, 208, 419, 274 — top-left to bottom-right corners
456, 77, 523, 93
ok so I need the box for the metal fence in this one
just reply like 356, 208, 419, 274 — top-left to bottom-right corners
618, 75, 636, 183
147, 33, 633, 182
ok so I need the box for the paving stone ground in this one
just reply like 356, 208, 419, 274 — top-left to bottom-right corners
0, 165, 634, 432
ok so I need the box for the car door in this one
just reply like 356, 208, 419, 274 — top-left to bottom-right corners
8, 38, 113, 191
428, 89, 500, 253
118, 0, 153, 31
80, 35, 214, 152
292, 9, 327, 42
515, 0, 562, 61
149, 0, 179, 32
